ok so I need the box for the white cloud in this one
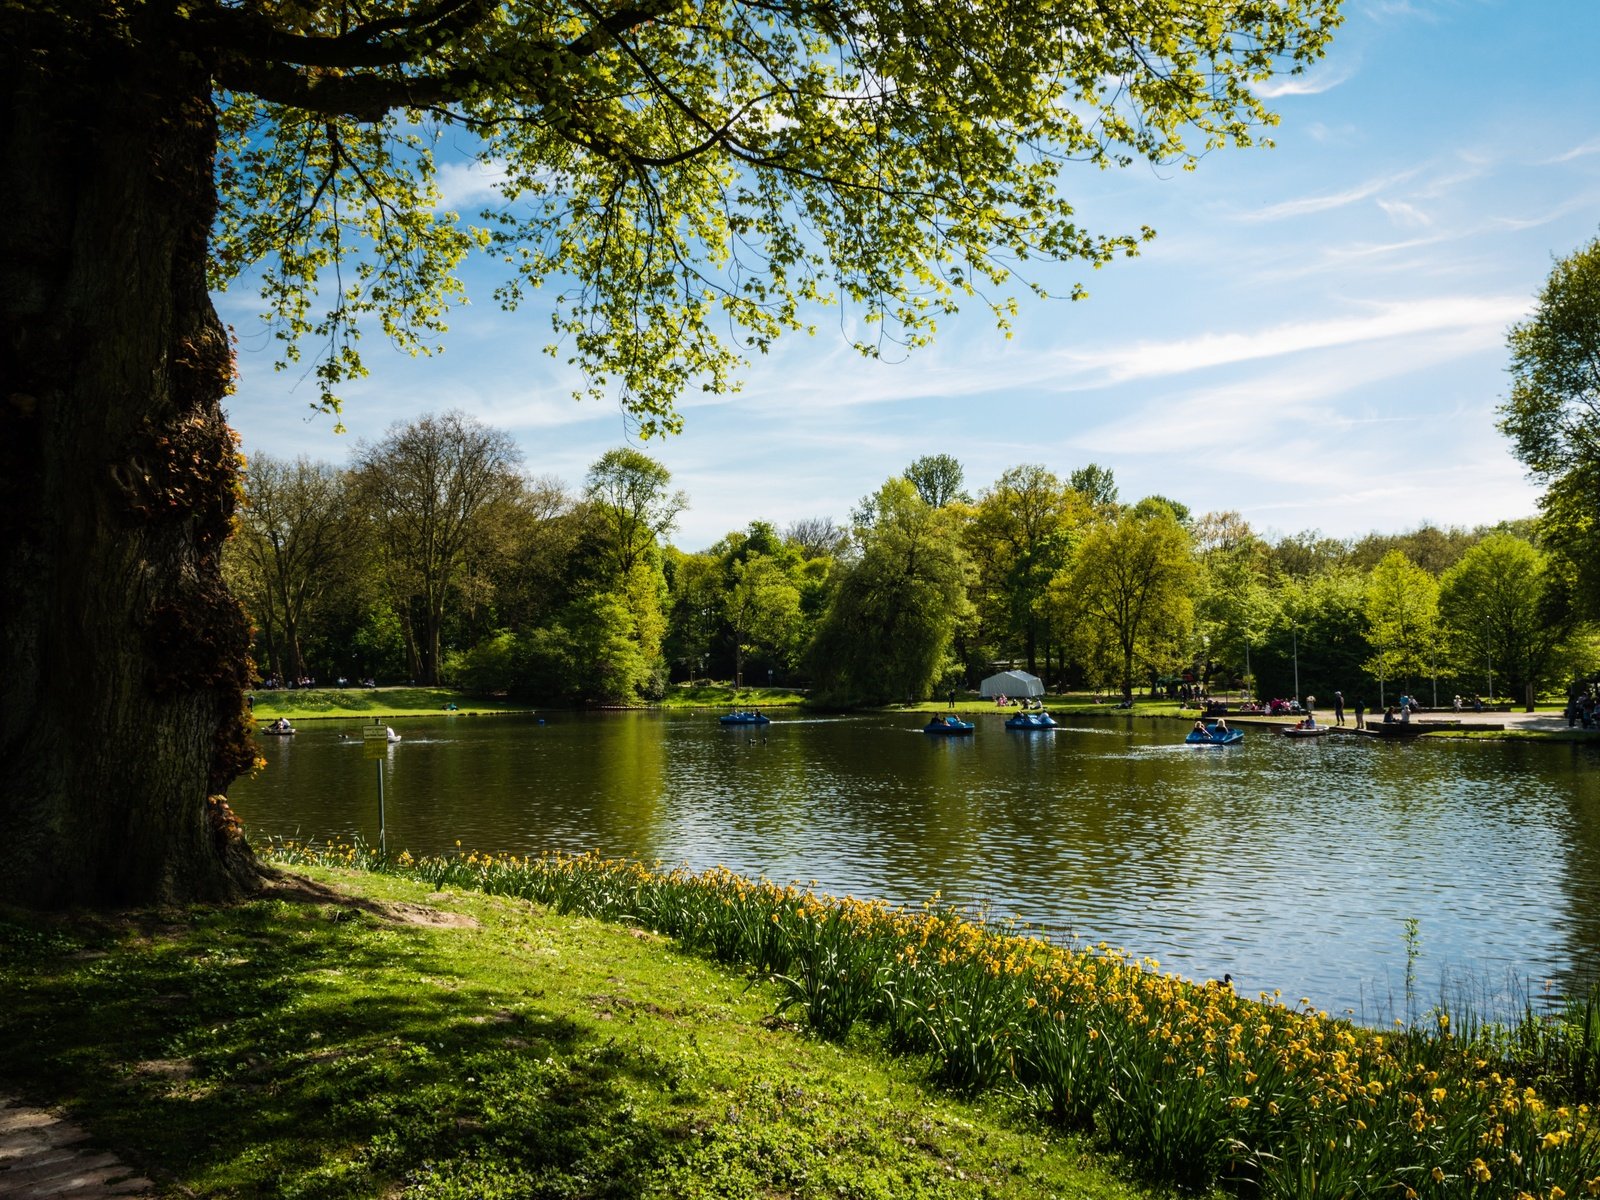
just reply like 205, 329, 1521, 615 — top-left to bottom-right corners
1546, 136, 1600, 164
1236, 169, 1419, 222
433, 159, 509, 211
1377, 199, 1432, 228
1253, 61, 1358, 99
1043, 295, 1528, 387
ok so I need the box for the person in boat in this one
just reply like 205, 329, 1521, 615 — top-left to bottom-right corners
1194, 718, 1210, 736
1213, 717, 1228, 733
1382, 706, 1398, 724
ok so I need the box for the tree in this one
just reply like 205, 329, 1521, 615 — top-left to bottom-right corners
1438, 534, 1576, 706
0, 0, 1337, 905
583, 449, 687, 582
1069, 464, 1120, 509
904, 455, 971, 508
1057, 509, 1196, 702
1499, 235, 1600, 620
807, 480, 971, 706
352, 411, 524, 685
228, 453, 352, 683
724, 555, 803, 687
784, 517, 850, 562
965, 465, 1087, 674
1500, 235, 1600, 481
1362, 551, 1441, 696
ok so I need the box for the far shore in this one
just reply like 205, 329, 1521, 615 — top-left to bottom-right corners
249, 684, 1594, 741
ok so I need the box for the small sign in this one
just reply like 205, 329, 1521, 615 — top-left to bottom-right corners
363, 723, 388, 759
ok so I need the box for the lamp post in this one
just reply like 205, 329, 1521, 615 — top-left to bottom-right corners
1292, 622, 1300, 705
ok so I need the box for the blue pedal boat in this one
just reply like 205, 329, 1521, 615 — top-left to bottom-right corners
1185, 725, 1243, 746
718, 711, 771, 726
924, 717, 975, 735
1004, 711, 1057, 730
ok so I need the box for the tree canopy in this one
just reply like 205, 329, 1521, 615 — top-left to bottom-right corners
1, 0, 1337, 907
204, 0, 1340, 431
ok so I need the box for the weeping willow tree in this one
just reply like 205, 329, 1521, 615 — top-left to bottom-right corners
0, 0, 1338, 906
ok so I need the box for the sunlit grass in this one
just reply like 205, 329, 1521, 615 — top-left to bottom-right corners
265, 840, 1600, 1198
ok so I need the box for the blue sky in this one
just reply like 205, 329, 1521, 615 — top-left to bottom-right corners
220, 0, 1600, 553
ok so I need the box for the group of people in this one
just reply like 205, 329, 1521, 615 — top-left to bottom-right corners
991, 693, 1046, 709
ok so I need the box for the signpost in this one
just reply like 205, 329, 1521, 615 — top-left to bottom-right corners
362, 720, 388, 857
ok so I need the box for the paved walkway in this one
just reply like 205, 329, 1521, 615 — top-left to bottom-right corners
0, 1096, 151, 1198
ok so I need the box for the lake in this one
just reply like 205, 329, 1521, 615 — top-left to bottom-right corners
230, 710, 1600, 1019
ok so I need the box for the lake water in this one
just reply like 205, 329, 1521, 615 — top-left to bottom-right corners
230, 710, 1600, 1019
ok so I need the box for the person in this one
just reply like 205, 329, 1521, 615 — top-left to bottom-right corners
1382, 706, 1398, 724
948, 689, 957, 709
1213, 717, 1229, 733
1354, 698, 1366, 730
1194, 718, 1210, 735
1400, 702, 1412, 724
1333, 690, 1345, 727
1453, 694, 1463, 713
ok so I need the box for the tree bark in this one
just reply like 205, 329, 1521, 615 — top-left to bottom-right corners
0, 5, 259, 906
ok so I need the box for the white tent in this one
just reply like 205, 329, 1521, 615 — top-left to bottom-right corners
979, 669, 1043, 698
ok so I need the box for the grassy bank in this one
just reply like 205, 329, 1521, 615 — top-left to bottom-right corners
258, 845, 1599, 1200
0, 868, 1154, 1200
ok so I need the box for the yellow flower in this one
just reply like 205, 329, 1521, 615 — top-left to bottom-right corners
1543, 1130, 1572, 1150
1471, 1159, 1491, 1183
1432, 1167, 1446, 1183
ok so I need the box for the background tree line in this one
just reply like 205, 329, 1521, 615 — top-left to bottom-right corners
229, 421, 1598, 709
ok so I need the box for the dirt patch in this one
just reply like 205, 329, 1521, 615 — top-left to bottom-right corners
259, 869, 478, 928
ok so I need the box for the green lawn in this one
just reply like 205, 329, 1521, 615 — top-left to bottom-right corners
0, 867, 1168, 1200
249, 686, 535, 720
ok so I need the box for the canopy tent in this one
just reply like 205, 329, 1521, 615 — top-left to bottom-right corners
979, 670, 1044, 698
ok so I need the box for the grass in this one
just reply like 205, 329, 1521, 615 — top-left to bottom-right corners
657, 684, 808, 709
0, 867, 1162, 1200
249, 686, 535, 721
251, 845, 1600, 1200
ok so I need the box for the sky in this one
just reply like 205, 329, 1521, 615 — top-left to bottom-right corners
219, 0, 1600, 553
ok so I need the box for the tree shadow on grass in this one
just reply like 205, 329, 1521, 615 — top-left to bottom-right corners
0, 882, 691, 1199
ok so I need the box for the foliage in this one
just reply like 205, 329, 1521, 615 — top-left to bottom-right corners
965, 465, 1088, 675
1364, 550, 1442, 692
1438, 534, 1576, 701
1500, 234, 1600, 481
808, 479, 971, 706
904, 454, 971, 508
260, 843, 1600, 1199
229, 451, 353, 681
1056, 508, 1196, 700
1070, 463, 1120, 509
351, 411, 524, 684
201, 1, 1342, 430
584, 449, 688, 580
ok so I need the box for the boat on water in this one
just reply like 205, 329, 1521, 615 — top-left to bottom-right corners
1005, 711, 1057, 730
1281, 723, 1330, 739
262, 719, 296, 736
1185, 723, 1243, 746
924, 717, 975, 736
718, 711, 770, 726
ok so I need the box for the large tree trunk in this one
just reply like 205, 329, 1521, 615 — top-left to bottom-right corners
0, 6, 259, 907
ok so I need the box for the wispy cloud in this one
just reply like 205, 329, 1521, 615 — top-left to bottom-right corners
1235, 169, 1419, 222
1546, 136, 1600, 164
1045, 294, 1527, 387
1253, 61, 1358, 99
1377, 199, 1432, 228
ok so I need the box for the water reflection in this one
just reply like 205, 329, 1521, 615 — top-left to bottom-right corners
231, 710, 1600, 1017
